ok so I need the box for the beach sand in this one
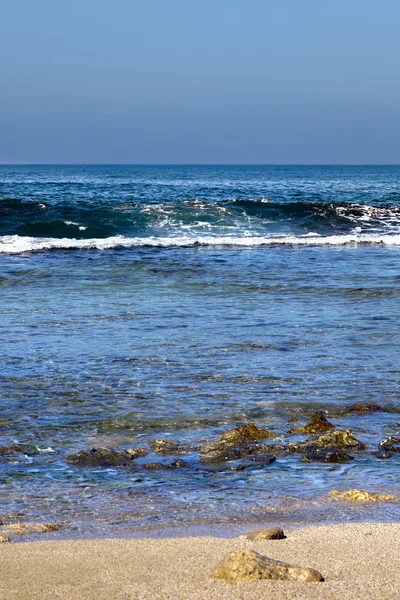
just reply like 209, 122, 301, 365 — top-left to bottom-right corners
0, 523, 399, 599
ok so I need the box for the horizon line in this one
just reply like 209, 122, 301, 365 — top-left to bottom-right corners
1, 163, 400, 167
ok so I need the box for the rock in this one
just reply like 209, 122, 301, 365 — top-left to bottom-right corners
211, 549, 324, 584
378, 436, 400, 455
347, 403, 381, 413
301, 448, 353, 463
143, 460, 187, 470
0, 444, 38, 456
0, 533, 10, 543
66, 447, 135, 467
151, 439, 180, 454
169, 460, 187, 468
329, 489, 395, 503
243, 527, 286, 541
200, 424, 274, 460
126, 448, 148, 458
142, 462, 165, 470
312, 430, 366, 450
5, 523, 61, 535
286, 429, 366, 454
288, 411, 334, 434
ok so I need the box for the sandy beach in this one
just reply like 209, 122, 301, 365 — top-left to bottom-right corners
0, 523, 399, 599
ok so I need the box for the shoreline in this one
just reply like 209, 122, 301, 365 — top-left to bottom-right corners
1, 523, 400, 599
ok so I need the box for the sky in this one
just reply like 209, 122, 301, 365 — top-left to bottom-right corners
1, 0, 400, 164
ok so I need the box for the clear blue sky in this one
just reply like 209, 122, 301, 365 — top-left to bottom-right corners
1, 0, 400, 164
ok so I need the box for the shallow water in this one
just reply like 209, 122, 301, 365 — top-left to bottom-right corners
0, 165, 399, 536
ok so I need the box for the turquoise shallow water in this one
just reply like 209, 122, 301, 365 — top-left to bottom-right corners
0, 165, 399, 536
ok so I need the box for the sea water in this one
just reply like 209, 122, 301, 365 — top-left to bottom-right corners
0, 165, 399, 536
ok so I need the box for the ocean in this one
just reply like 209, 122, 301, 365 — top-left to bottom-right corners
0, 164, 399, 537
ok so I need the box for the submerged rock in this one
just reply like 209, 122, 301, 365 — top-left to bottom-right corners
301, 448, 353, 463
211, 549, 324, 584
143, 460, 188, 470
200, 423, 274, 460
243, 527, 286, 541
288, 411, 334, 434
347, 403, 381, 413
329, 489, 395, 503
0, 444, 38, 456
378, 436, 400, 456
66, 447, 137, 466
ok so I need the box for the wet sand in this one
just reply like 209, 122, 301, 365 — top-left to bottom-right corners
0, 523, 399, 599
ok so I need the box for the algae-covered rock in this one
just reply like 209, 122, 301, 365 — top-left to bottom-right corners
329, 489, 395, 503
66, 447, 135, 466
347, 403, 381, 413
5, 523, 62, 535
151, 439, 180, 454
126, 448, 148, 458
243, 527, 286, 541
313, 429, 366, 450
378, 436, 400, 455
288, 411, 334, 434
143, 460, 187, 470
301, 448, 353, 463
200, 424, 274, 460
0, 444, 39, 456
211, 549, 324, 584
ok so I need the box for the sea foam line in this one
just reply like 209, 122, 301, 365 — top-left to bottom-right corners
1, 233, 400, 253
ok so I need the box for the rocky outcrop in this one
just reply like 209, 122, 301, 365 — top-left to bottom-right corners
288, 411, 334, 434
66, 447, 140, 466
243, 527, 286, 541
329, 489, 395, 503
143, 460, 187, 469
378, 436, 400, 456
151, 439, 180, 454
286, 429, 366, 454
200, 424, 274, 461
211, 549, 324, 583
301, 448, 353, 463
4, 523, 61, 535
346, 403, 381, 413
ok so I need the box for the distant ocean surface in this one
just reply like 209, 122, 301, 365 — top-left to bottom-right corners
0, 165, 399, 537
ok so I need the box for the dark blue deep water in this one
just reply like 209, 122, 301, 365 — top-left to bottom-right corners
0, 165, 399, 537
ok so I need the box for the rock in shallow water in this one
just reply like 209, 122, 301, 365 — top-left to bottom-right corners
200, 423, 274, 460
288, 410, 334, 434
211, 549, 324, 584
378, 436, 400, 455
329, 489, 395, 503
243, 527, 286, 541
301, 447, 353, 463
66, 447, 142, 466
286, 429, 366, 454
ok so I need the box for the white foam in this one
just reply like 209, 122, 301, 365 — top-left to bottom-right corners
1, 233, 400, 254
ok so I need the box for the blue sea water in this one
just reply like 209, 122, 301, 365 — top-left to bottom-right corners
0, 165, 399, 537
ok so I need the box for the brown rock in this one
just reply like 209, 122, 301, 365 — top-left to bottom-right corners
66, 447, 134, 466
0, 533, 10, 543
151, 440, 180, 454
288, 411, 334, 434
243, 527, 286, 541
378, 436, 400, 455
211, 549, 324, 584
329, 489, 395, 503
5, 523, 61, 535
126, 448, 148, 458
313, 430, 366, 450
200, 424, 274, 459
347, 403, 381, 413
